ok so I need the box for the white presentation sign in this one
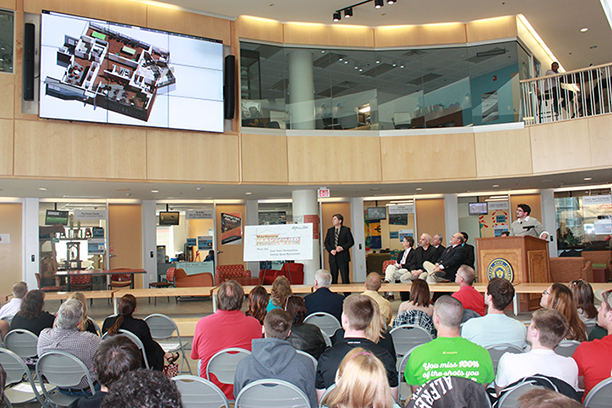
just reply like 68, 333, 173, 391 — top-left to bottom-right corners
186, 210, 214, 219
74, 210, 107, 220
244, 224, 313, 261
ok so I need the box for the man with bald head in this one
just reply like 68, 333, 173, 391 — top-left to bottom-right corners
362, 272, 392, 325
423, 232, 467, 283
405, 296, 494, 391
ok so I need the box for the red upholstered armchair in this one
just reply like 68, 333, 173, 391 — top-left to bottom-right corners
215, 264, 251, 286
259, 263, 305, 285
382, 260, 394, 276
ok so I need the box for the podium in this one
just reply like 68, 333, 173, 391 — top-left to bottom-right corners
476, 236, 551, 310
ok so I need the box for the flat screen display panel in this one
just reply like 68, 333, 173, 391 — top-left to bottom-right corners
159, 212, 180, 226
45, 210, 69, 225
40, 11, 224, 132
367, 207, 387, 221
468, 202, 488, 215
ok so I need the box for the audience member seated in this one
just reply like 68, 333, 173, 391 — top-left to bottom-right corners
10, 289, 55, 336
38, 300, 102, 397
362, 273, 392, 326
304, 269, 345, 322
572, 288, 612, 400
100, 369, 182, 408
516, 388, 584, 408
384, 236, 418, 283
69, 292, 98, 335
569, 279, 598, 327
234, 309, 317, 407
102, 294, 177, 371
285, 295, 327, 359
321, 347, 400, 408
69, 335, 143, 408
0, 281, 27, 339
245, 285, 268, 326
406, 376, 492, 408
316, 294, 398, 402
541, 283, 587, 342
495, 308, 579, 395
451, 265, 485, 317
405, 296, 494, 391
461, 277, 526, 348
191, 280, 262, 400
267, 275, 291, 313
393, 279, 435, 338
332, 298, 396, 360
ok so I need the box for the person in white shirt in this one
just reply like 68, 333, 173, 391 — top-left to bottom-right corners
461, 277, 526, 348
0, 281, 28, 340
384, 236, 418, 283
509, 204, 549, 240
495, 308, 579, 395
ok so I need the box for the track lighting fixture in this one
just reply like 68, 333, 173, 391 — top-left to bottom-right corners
344, 7, 353, 18
333, 12, 341, 22
387, 0, 396, 4
332, 0, 395, 22
375, 0, 384, 8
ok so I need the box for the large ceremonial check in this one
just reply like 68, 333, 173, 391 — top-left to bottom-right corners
244, 224, 313, 261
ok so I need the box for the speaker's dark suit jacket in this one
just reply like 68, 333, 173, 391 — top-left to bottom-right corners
324, 225, 354, 263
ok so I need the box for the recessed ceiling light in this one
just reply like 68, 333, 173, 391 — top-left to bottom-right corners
492, 184, 499, 187
580, 27, 589, 32
369, 188, 381, 191
416, 188, 423, 191
39, 187, 47, 191
246, 192, 252, 195
115, 188, 130, 192
196, 187, 202, 191
584, 177, 592, 181
151, 190, 159, 193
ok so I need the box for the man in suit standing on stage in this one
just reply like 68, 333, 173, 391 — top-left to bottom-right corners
324, 214, 355, 284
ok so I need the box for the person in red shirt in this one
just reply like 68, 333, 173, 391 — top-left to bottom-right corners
191, 280, 262, 400
572, 289, 612, 400
451, 265, 485, 316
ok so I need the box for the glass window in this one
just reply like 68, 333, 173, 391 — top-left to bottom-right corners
0, 10, 14, 73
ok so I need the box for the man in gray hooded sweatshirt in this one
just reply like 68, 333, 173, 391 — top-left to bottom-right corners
234, 308, 317, 407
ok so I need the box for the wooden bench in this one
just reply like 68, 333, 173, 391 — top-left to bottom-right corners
43, 290, 116, 302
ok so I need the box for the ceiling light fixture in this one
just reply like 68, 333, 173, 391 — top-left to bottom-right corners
387, 0, 395, 4
333, 0, 395, 22
584, 177, 592, 181
580, 27, 589, 32
333, 11, 341, 22
151, 190, 159, 193
39, 187, 48, 191
344, 7, 353, 18
375, 0, 384, 8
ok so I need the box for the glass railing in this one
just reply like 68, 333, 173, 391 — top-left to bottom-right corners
520, 63, 612, 125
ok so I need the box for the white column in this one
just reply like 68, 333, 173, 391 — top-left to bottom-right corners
245, 199, 259, 277
23, 198, 39, 289
444, 194, 459, 245
540, 189, 557, 258
292, 190, 320, 284
288, 50, 315, 130
142, 200, 157, 288
350, 197, 366, 282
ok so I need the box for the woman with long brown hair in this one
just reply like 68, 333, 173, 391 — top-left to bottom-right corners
246, 286, 269, 325
569, 279, 597, 325
10, 289, 55, 336
102, 294, 177, 371
540, 283, 587, 342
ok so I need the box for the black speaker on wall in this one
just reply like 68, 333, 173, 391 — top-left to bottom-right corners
223, 54, 235, 119
23, 23, 35, 101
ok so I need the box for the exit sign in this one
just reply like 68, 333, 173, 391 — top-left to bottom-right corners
318, 188, 330, 198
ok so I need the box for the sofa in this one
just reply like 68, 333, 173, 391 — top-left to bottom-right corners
549, 257, 593, 283
215, 264, 251, 286
259, 263, 305, 285
174, 268, 214, 287
581, 250, 612, 282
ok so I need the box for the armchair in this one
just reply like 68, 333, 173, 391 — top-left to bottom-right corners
215, 264, 250, 286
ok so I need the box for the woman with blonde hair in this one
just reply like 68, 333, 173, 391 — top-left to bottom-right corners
267, 275, 292, 312
321, 347, 399, 408
540, 283, 587, 342
67, 292, 98, 335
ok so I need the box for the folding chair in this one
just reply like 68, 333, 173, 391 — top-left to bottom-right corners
398, 344, 423, 404
0, 348, 46, 407
101, 330, 150, 369
205, 347, 251, 401
235, 379, 310, 408
4, 330, 38, 360
554, 339, 581, 357
583, 377, 612, 408
390, 324, 433, 361
486, 344, 525, 376
497, 382, 544, 408
172, 375, 229, 408
295, 349, 318, 371
145, 313, 192, 374
303, 312, 341, 338
406, 376, 492, 408
36, 350, 97, 408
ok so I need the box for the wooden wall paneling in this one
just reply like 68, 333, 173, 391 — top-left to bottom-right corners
381, 133, 476, 182
586, 114, 612, 168
24, 0, 147, 26
529, 118, 591, 174
284, 24, 374, 47
0, 119, 14, 175
0, 203, 22, 294
146, 6, 231, 45
14, 120, 147, 179
321, 202, 353, 281
0, 74, 14, 119
510, 194, 542, 222
108, 204, 143, 287
215, 204, 246, 268
241, 133, 288, 183
375, 23, 467, 48
0, 0, 15, 10
147, 130, 240, 182
235, 16, 283, 43
465, 16, 518, 43
287, 135, 382, 183
474, 128, 532, 178
415, 199, 446, 243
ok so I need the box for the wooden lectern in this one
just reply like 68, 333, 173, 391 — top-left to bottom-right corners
476, 236, 551, 310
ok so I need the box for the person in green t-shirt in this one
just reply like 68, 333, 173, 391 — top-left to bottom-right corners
405, 296, 494, 391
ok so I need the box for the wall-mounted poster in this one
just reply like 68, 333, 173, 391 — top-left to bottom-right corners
389, 213, 408, 225
221, 213, 242, 245
198, 236, 213, 250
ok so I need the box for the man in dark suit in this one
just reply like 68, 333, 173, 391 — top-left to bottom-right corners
304, 269, 345, 322
324, 213, 354, 284
461, 232, 475, 269
430, 233, 446, 263
422, 232, 467, 283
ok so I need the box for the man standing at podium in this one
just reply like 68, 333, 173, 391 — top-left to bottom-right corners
510, 204, 549, 240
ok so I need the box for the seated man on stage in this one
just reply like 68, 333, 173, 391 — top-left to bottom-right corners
384, 236, 419, 283
422, 232, 467, 283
